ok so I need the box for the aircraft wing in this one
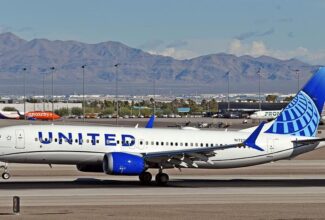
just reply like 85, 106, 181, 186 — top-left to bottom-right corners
143, 143, 242, 168
143, 122, 266, 168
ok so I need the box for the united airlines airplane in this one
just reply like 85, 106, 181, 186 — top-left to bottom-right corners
0, 68, 325, 185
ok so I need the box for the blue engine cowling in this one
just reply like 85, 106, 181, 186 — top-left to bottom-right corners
103, 152, 145, 175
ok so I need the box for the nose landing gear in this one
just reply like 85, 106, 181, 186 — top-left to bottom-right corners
0, 162, 10, 180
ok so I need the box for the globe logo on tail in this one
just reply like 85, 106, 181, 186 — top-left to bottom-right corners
265, 90, 320, 137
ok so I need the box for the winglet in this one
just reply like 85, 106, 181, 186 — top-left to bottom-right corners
243, 121, 265, 151
145, 115, 155, 128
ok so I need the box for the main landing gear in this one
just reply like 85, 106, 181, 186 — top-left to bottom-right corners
0, 162, 10, 180
139, 170, 169, 186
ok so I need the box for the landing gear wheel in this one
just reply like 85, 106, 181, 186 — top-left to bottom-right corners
2, 172, 10, 180
155, 173, 169, 186
139, 172, 152, 185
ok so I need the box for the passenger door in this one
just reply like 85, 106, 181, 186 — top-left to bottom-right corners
15, 129, 25, 149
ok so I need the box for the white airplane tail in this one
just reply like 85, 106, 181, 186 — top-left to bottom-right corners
265, 67, 325, 137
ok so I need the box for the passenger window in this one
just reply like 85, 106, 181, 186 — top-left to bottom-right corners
200, 143, 203, 147
206, 143, 209, 147
190, 143, 193, 147
156, 141, 159, 145
166, 142, 169, 146
161, 142, 164, 146
195, 143, 198, 147
146, 141, 149, 145
140, 141, 143, 145
45, 138, 48, 142
35, 138, 38, 142
170, 142, 173, 146
175, 142, 178, 146
151, 141, 154, 145
86, 139, 89, 143
210, 143, 213, 147
180, 143, 183, 147
96, 140, 99, 144
185, 143, 188, 147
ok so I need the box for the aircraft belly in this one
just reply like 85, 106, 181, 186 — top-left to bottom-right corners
0, 152, 104, 164
195, 148, 293, 169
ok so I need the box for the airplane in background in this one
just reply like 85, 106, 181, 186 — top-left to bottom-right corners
25, 111, 60, 121
249, 110, 282, 121
0, 68, 325, 185
0, 111, 21, 120
0, 111, 60, 121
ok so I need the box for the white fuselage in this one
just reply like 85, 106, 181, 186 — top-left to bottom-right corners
0, 125, 320, 169
250, 110, 282, 120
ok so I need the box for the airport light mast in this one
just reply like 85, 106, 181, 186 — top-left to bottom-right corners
42, 72, 45, 111
81, 65, 87, 123
226, 71, 230, 111
50, 67, 55, 121
22, 68, 27, 120
295, 69, 300, 92
257, 68, 262, 111
114, 63, 120, 125
153, 71, 156, 116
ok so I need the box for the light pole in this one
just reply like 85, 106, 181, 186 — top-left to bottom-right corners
295, 69, 300, 92
81, 65, 87, 122
50, 67, 55, 121
153, 71, 156, 116
42, 72, 45, 111
257, 68, 262, 111
114, 63, 120, 125
22, 68, 27, 120
226, 71, 230, 111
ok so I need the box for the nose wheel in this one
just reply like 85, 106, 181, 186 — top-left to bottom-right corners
0, 162, 10, 180
2, 172, 10, 180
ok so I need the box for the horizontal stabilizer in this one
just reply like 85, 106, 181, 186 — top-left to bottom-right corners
243, 122, 265, 151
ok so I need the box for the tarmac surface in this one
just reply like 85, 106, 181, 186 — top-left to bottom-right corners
1, 118, 325, 219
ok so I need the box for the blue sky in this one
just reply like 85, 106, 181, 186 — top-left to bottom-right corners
1, 0, 324, 64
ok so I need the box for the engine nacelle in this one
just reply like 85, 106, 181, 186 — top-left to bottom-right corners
103, 152, 145, 175
76, 164, 103, 173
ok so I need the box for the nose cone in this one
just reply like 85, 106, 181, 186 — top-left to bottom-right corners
53, 113, 61, 120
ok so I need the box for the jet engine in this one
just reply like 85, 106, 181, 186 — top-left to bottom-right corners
103, 152, 145, 175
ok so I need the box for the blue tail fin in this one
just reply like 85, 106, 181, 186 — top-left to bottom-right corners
265, 67, 325, 137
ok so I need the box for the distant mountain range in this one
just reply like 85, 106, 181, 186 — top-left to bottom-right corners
0, 32, 320, 95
